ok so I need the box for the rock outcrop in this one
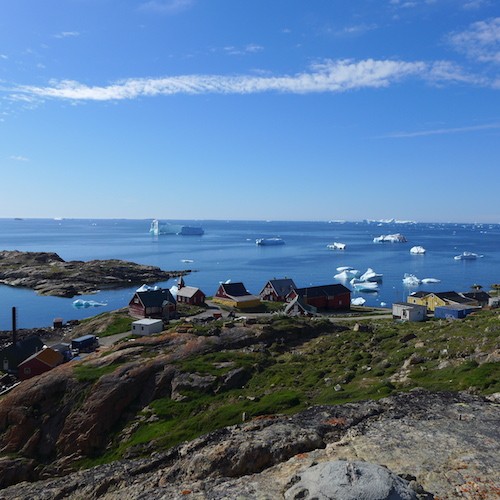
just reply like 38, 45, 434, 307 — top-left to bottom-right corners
0, 390, 498, 499
0, 250, 189, 297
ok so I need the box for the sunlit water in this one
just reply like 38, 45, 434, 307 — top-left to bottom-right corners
0, 218, 499, 329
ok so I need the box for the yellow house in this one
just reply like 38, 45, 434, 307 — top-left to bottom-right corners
407, 291, 477, 312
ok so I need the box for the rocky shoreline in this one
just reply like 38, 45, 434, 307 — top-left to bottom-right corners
0, 250, 189, 298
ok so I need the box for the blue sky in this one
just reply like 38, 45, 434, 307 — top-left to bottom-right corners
1, 0, 499, 223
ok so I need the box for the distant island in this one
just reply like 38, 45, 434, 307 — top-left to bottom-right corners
0, 250, 189, 298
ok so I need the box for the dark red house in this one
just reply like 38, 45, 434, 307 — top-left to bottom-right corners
259, 278, 297, 302
286, 284, 351, 311
18, 347, 64, 381
175, 277, 206, 306
128, 288, 176, 319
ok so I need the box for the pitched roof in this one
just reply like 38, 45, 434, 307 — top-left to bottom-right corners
219, 282, 251, 297
263, 278, 297, 297
19, 347, 63, 368
434, 291, 476, 304
462, 291, 491, 302
177, 285, 204, 299
294, 283, 350, 298
285, 296, 316, 315
136, 289, 175, 307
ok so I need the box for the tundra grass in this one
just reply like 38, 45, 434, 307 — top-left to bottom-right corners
80, 310, 499, 466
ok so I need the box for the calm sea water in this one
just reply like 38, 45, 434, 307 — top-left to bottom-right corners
0, 218, 499, 329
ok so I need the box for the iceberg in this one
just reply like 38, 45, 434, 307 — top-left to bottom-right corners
351, 297, 366, 306
410, 246, 426, 254
334, 269, 360, 281
136, 284, 159, 292
359, 268, 383, 283
402, 273, 421, 287
73, 299, 107, 308
373, 233, 407, 243
454, 251, 483, 260
327, 242, 346, 250
350, 279, 379, 292
336, 266, 353, 272
421, 278, 441, 284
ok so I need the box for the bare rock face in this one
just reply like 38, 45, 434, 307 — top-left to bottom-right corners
0, 250, 188, 297
0, 390, 498, 499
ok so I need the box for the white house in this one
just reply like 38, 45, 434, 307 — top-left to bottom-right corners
131, 318, 164, 336
392, 302, 427, 322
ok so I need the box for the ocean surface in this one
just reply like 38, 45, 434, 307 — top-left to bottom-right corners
0, 218, 499, 330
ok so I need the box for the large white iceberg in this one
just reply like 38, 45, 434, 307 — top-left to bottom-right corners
351, 297, 366, 306
410, 246, 426, 254
402, 273, 421, 287
334, 269, 360, 281
327, 242, 346, 250
73, 299, 107, 308
359, 268, 383, 282
373, 233, 407, 243
421, 277, 441, 284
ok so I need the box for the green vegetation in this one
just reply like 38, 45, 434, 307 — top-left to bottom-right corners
73, 363, 124, 382
78, 310, 500, 467
78, 311, 134, 337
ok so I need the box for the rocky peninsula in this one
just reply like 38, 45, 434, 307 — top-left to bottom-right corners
0, 250, 189, 297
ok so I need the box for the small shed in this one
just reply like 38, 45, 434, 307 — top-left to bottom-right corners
434, 304, 479, 319
18, 347, 64, 380
131, 318, 164, 336
392, 302, 427, 322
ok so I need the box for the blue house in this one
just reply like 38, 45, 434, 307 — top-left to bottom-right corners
434, 304, 478, 319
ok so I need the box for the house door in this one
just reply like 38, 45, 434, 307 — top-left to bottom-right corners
2, 358, 8, 370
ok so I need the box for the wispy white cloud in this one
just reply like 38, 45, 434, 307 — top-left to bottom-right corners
385, 123, 500, 138
54, 31, 80, 39
463, 0, 491, 10
139, 0, 194, 14
223, 44, 264, 56
448, 17, 500, 63
9, 155, 29, 162
11, 58, 473, 102
0, 54, 8, 60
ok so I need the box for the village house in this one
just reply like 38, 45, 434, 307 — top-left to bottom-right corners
259, 278, 297, 302
285, 295, 317, 316
131, 318, 164, 336
286, 283, 351, 311
392, 302, 427, 322
407, 291, 477, 312
434, 304, 479, 320
1, 336, 45, 373
18, 347, 64, 381
128, 288, 176, 319
461, 291, 491, 308
175, 277, 206, 306
213, 282, 261, 309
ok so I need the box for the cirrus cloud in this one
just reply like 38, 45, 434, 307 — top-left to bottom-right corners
11, 58, 474, 102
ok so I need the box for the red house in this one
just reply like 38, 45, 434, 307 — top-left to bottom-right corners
175, 277, 206, 306
259, 278, 297, 302
129, 288, 176, 319
286, 284, 350, 311
18, 347, 64, 381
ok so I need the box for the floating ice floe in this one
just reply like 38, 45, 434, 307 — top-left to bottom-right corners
136, 284, 160, 292
402, 274, 421, 287
336, 266, 353, 272
373, 233, 407, 243
454, 251, 483, 260
351, 297, 366, 306
350, 279, 379, 292
334, 269, 360, 281
181, 259, 194, 263
410, 246, 426, 254
359, 268, 383, 282
327, 242, 346, 250
421, 278, 441, 284
72, 299, 107, 308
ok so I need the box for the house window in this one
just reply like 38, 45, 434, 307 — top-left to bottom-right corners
24, 367, 31, 375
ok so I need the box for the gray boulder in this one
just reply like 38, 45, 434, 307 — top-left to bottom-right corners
285, 460, 417, 500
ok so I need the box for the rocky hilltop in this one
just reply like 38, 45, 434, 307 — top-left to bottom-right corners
0, 313, 498, 498
0, 250, 189, 297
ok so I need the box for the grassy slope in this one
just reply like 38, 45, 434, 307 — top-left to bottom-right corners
78, 310, 499, 467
